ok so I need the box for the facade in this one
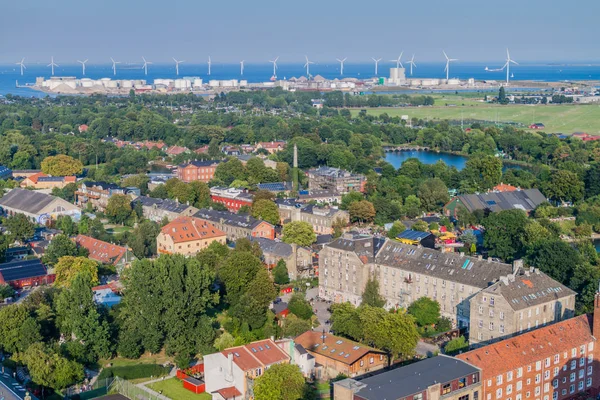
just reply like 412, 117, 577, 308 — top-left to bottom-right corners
307, 166, 366, 193
0, 259, 55, 289
276, 200, 349, 235
177, 160, 222, 183
294, 331, 387, 379
74, 235, 135, 268
444, 189, 546, 216
0, 188, 81, 224
256, 141, 286, 154
250, 237, 313, 280
203, 339, 290, 400
20, 173, 77, 189
319, 233, 519, 328
457, 297, 600, 400
334, 355, 481, 400
297, 189, 343, 204
275, 339, 316, 378
157, 217, 227, 256
210, 187, 254, 213
75, 181, 140, 212
132, 196, 198, 223
468, 266, 576, 347
193, 209, 275, 241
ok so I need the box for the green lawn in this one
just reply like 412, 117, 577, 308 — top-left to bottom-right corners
351, 103, 600, 134
105, 226, 133, 234
148, 378, 211, 400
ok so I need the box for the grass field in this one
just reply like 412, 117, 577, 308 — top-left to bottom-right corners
351, 103, 600, 134
148, 378, 211, 400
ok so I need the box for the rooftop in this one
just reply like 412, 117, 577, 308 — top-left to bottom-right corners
221, 338, 289, 372
250, 237, 294, 258
396, 229, 435, 242
0, 188, 71, 215
74, 235, 130, 265
179, 160, 222, 168
326, 233, 386, 265
295, 331, 385, 366
0, 258, 48, 283
454, 189, 546, 213
307, 166, 364, 179
133, 196, 193, 213
161, 217, 226, 243
194, 208, 271, 230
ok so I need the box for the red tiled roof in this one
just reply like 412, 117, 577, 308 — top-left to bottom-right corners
457, 314, 595, 376
221, 347, 262, 372
257, 141, 286, 149
28, 172, 48, 184
78, 124, 89, 132
74, 235, 129, 265
215, 387, 242, 399
295, 331, 385, 366
166, 145, 189, 155
492, 183, 518, 192
161, 217, 226, 244
221, 339, 289, 372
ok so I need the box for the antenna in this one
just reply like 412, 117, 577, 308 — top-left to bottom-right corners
16, 58, 26, 76
207, 56, 212, 76
336, 57, 347, 76
47, 56, 59, 76
77, 59, 88, 76
172, 58, 185, 76
110, 57, 120, 76
408, 55, 417, 76
141, 56, 152, 76
443, 50, 458, 81
240, 60, 245, 76
389, 52, 404, 69
503, 48, 518, 84
269, 56, 279, 78
303, 55, 314, 77
371, 57, 382, 76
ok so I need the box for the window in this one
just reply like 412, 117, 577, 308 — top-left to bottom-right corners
545, 357, 550, 368
500, 311, 504, 320
561, 389, 567, 396
535, 386, 540, 396
587, 377, 592, 387
516, 381, 522, 391
459, 378, 466, 389
578, 381, 584, 390
369, 357, 374, 364
588, 366, 593, 375
507, 371, 513, 382
360, 360, 364, 367
553, 367, 559, 377
496, 388, 503, 399
544, 370, 550, 380
544, 383, 549, 393
579, 369, 584, 379
552, 393, 558, 400
517, 368, 523, 378
507, 384, 513, 394
569, 384, 575, 394
256, 368, 262, 376
490, 297, 495, 306
554, 354, 560, 364
580, 357, 585, 367
414, 394, 423, 400
489, 322, 494, 331
500, 325, 505, 334
487, 380, 492, 388
536, 361, 542, 371
442, 384, 451, 395
570, 372, 576, 382
497, 375, 503, 385
479, 306, 484, 314
458, 396, 469, 400
571, 360, 577, 370
535, 374, 541, 384
552, 379, 558, 388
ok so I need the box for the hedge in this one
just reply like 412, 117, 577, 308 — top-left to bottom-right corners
98, 363, 170, 380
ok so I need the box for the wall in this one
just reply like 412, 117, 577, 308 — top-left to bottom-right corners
157, 233, 226, 256
203, 353, 245, 398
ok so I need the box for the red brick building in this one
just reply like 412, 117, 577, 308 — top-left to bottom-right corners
209, 187, 253, 212
177, 160, 222, 183
0, 259, 55, 289
457, 295, 600, 400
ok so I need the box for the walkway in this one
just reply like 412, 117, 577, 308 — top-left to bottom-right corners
135, 368, 176, 400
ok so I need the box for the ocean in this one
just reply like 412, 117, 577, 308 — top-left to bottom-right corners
1, 62, 600, 97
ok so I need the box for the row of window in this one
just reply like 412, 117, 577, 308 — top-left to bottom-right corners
490, 378, 592, 400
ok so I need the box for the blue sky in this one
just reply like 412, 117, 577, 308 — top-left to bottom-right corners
2, 0, 598, 64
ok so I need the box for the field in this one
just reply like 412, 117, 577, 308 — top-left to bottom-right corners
351, 100, 600, 134
147, 378, 211, 400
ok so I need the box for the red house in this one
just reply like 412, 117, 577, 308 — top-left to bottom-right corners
78, 124, 89, 133
0, 259, 55, 289
177, 363, 205, 394
210, 187, 253, 212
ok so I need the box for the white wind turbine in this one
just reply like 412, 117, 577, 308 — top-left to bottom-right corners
503, 48, 518, 84
110, 57, 120, 76
443, 51, 458, 81
16, 58, 26, 76
303, 55, 314, 77
371, 57, 382, 76
207, 56, 212, 76
269, 56, 279, 77
390, 52, 404, 69
141, 57, 152, 75
240, 60, 245, 76
77, 59, 88, 76
408, 54, 417, 76
48, 56, 58, 76
336, 57, 347, 76
173, 58, 184, 76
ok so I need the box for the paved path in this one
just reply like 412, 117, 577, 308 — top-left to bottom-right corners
415, 340, 439, 357
136, 368, 176, 400
306, 288, 332, 332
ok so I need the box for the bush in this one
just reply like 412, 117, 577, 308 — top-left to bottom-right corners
98, 364, 170, 380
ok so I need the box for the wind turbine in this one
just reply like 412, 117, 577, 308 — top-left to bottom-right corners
207, 56, 212, 76
48, 56, 58, 76
408, 54, 417, 76
172, 58, 184, 76
141, 57, 152, 76
110, 57, 120, 76
503, 48, 518, 84
443, 51, 458, 81
371, 57, 382, 76
16, 58, 26, 76
77, 59, 88, 76
390, 52, 404, 69
303, 55, 314, 77
336, 57, 347, 76
269, 56, 279, 77
240, 60, 245, 76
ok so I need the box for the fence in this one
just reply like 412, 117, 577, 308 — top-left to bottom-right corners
107, 377, 167, 400
65, 377, 114, 399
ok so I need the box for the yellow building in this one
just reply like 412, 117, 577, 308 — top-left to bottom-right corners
157, 216, 226, 256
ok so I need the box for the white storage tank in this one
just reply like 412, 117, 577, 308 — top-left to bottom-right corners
193, 78, 203, 87
105, 80, 119, 88
121, 80, 133, 88
81, 78, 94, 88
447, 78, 460, 85
209, 80, 220, 87
239, 80, 248, 87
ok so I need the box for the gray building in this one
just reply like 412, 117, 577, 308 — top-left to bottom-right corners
307, 166, 365, 194
250, 237, 313, 279
193, 208, 274, 242
468, 265, 576, 347
132, 196, 198, 223
444, 188, 547, 216
276, 199, 349, 235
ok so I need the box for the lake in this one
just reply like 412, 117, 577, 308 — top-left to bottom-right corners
385, 150, 468, 170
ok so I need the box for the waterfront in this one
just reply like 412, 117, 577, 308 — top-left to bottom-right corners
385, 150, 468, 170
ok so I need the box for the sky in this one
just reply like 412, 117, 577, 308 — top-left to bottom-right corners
2, 0, 599, 65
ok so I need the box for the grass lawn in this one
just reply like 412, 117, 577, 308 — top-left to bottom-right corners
148, 378, 211, 400
99, 352, 172, 369
350, 103, 600, 134
105, 226, 133, 234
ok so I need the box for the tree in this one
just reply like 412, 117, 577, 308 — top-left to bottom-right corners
288, 293, 313, 320
360, 306, 419, 361
463, 155, 503, 191
0, 304, 28, 353
252, 199, 280, 225
330, 302, 364, 341
361, 277, 386, 308
411, 220, 429, 232
349, 200, 376, 224
41, 154, 83, 176
219, 251, 264, 305
232, 267, 277, 329
208, 138, 222, 159
387, 221, 406, 240
0, 284, 15, 300
417, 178, 450, 211
214, 332, 236, 351
282, 221, 316, 247
5, 213, 35, 243
53, 256, 99, 288
403, 195, 422, 219
482, 209, 529, 261
526, 239, 581, 284
106, 194, 134, 225
272, 259, 290, 285
128, 220, 160, 258
15, 342, 84, 390
407, 297, 441, 327
282, 314, 312, 337
445, 336, 469, 355
215, 158, 246, 185
498, 87, 508, 105
332, 217, 347, 238
254, 363, 306, 400
340, 191, 364, 210
43, 234, 85, 265
542, 170, 584, 203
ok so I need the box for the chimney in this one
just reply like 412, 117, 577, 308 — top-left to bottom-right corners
513, 259, 523, 274
228, 353, 233, 376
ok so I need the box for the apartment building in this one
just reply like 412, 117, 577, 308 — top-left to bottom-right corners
468, 265, 576, 347
276, 199, 349, 235
457, 295, 600, 400
250, 237, 313, 280
193, 209, 275, 241
307, 166, 366, 193
132, 196, 198, 223
177, 160, 221, 183
209, 187, 253, 213
75, 181, 140, 212
157, 217, 226, 256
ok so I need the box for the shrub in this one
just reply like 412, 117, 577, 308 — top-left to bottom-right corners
98, 364, 170, 380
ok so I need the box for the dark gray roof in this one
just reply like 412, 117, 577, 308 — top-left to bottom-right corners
250, 237, 293, 257
257, 182, 292, 192
302, 204, 345, 217
307, 166, 364, 179
374, 239, 512, 288
327, 233, 386, 264
193, 208, 271, 230
83, 181, 122, 190
297, 189, 341, 199
295, 344, 308, 355
0, 188, 59, 214
133, 196, 190, 213
348, 355, 479, 400
456, 189, 546, 213
37, 176, 66, 182
0, 259, 48, 282
481, 268, 575, 311
397, 229, 435, 241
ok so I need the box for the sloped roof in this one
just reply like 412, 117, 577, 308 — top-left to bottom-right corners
455, 189, 546, 213
0, 258, 48, 282
326, 233, 386, 264
134, 196, 191, 213
161, 217, 225, 243
74, 235, 129, 265
295, 331, 385, 366
194, 208, 272, 231
221, 338, 289, 372
0, 188, 66, 215
250, 237, 293, 257
179, 160, 222, 168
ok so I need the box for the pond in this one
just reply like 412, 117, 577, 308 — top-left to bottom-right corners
385, 150, 468, 170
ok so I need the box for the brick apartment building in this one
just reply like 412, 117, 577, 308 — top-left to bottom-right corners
177, 160, 221, 183
457, 294, 600, 400
209, 187, 254, 213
